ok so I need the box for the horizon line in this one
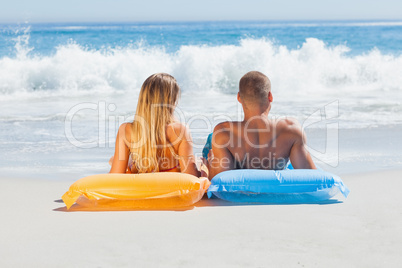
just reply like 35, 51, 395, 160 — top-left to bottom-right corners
1, 18, 402, 25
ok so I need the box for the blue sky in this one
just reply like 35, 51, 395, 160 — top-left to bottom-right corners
1, 0, 401, 23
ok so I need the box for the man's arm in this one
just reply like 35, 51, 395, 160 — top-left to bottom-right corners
288, 123, 316, 169
207, 123, 236, 180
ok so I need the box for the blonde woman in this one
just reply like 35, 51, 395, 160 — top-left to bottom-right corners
109, 73, 200, 177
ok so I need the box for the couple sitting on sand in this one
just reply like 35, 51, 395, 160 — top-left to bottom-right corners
109, 71, 316, 179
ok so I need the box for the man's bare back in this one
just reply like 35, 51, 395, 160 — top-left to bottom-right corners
206, 71, 316, 179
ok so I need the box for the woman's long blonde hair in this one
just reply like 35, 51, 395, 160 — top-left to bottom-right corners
128, 73, 180, 173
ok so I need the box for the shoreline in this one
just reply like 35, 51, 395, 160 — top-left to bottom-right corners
1, 169, 401, 267
2, 124, 402, 181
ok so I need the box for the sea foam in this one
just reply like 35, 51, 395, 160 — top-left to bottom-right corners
0, 33, 401, 102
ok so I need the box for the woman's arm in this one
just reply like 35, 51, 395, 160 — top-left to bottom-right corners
109, 123, 131, 173
171, 124, 201, 177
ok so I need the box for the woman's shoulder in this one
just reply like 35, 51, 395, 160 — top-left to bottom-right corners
166, 122, 191, 145
117, 122, 133, 141
167, 121, 187, 131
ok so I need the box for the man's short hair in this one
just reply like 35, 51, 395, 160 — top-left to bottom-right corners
239, 71, 271, 104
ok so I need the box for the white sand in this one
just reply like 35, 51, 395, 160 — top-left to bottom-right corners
1, 170, 401, 267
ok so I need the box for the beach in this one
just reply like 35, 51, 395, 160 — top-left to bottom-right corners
1, 21, 402, 267
1, 169, 401, 267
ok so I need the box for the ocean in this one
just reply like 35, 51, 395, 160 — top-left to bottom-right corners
0, 21, 401, 179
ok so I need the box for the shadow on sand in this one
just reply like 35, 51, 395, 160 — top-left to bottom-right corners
53, 195, 342, 212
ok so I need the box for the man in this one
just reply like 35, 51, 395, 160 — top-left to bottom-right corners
205, 71, 316, 179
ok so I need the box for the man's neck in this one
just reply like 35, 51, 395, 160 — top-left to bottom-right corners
242, 106, 270, 122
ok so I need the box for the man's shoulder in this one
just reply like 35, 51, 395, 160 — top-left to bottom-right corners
212, 121, 240, 145
275, 117, 303, 137
214, 121, 241, 130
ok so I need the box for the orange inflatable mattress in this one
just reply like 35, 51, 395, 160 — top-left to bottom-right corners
62, 173, 210, 210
